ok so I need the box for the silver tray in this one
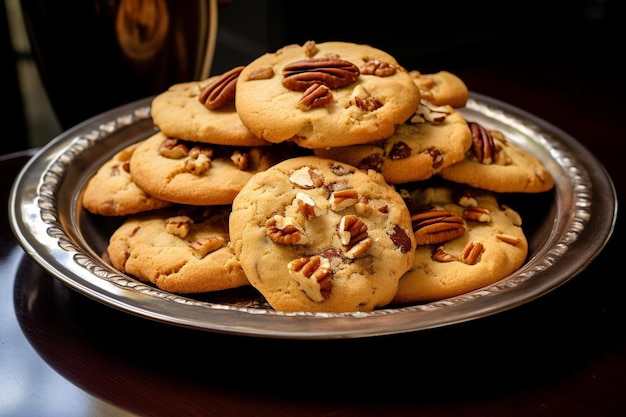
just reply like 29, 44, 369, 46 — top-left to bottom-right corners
8, 93, 617, 339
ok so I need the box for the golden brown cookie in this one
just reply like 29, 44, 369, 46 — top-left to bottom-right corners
229, 156, 416, 312
438, 121, 555, 193
235, 40, 421, 149
82, 142, 172, 216
314, 103, 472, 184
129, 132, 293, 205
410, 70, 469, 108
150, 73, 271, 147
393, 185, 528, 304
107, 205, 249, 294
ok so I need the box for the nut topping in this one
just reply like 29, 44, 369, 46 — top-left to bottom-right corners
282, 58, 360, 91
298, 83, 333, 110
266, 215, 310, 245
432, 246, 454, 262
463, 207, 491, 223
288, 255, 332, 302
294, 192, 321, 219
329, 189, 359, 211
199, 66, 244, 110
411, 210, 465, 245
189, 236, 225, 259
459, 241, 483, 265
360, 59, 397, 77
339, 214, 368, 247
289, 166, 324, 189
469, 121, 495, 164
165, 215, 192, 238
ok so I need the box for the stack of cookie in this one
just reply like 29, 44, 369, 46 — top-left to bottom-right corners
82, 40, 554, 312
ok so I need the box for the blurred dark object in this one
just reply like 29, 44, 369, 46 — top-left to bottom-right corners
19, 0, 217, 130
2, 0, 28, 153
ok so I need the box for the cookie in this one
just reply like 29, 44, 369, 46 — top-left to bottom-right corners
438, 121, 555, 193
229, 155, 416, 312
393, 185, 528, 304
314, 103, 472, 184
129, 132, 294, 205
107, 205, 249, 294
150, 73, 271, 147
82, 142, 172, 216
410, 70, 469, 108
235, 40, 421, 149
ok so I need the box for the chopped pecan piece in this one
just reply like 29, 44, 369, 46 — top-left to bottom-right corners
266, 215, 309, 245
330, 189, 359, 211
303, 40, 319, 57
298, 83, 333, 110
189, 236, 225, 259
339, 214, 368, 247
360, 59, 397, 77
165, 215, 192, 238
463, 207, 491, 223
410, 101, 451, 123
294, 192, 321, 219
496, 234, 522, 245
282, 58, 360, 91
159, 138, 189, 159
288, 255, 332, 302
289, 166, 324, 189
411, 210, 465, 245
459, 241, 483, 265
345, 237, 373, 259
432, 246, 454, 262
355, 96, 383, 112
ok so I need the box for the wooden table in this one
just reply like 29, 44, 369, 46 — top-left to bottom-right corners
1, 18, 625, 417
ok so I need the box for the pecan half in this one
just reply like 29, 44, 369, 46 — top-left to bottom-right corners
411, 210, 465, 245
199, 66, 244, 110
282, 58, 360, 91
469, 121, 495, 164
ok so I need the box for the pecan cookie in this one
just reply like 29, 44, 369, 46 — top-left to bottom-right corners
229, 156, 416, 312
129, 132, 295, 206
438, 122, 555, 193
393, 185, 528, 304
82, 142, 172, 216
107, 205, 249, 294
234, 40, 421, 149
151, 74, 271, 147
314, 103, 472, 184
410, 70, 469, 108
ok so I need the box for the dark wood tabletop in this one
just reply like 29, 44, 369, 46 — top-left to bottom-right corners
2, 6, 625, 417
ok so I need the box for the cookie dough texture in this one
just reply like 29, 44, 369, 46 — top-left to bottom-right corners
129, 132, 286, 205
82, 143, 172, 216
235, 41, 421, 149
229, 156, 416, 312
315, 106, 472, 184
393, 186, 528, 304
151, 78, 271, 147
107, 206, 249, 294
